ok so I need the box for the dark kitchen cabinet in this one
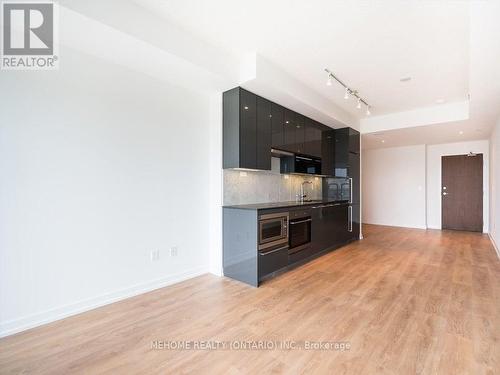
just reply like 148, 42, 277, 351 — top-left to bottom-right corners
283, 110, 306, 154
239, 89, 257, 168
271, 103, 284, 150
283, 109, 296, 152
223, 87, 271, 170
334, 128, 350, 177
350, 204, 360, 240
256, 97, 272, 170
258, 247, 288, 280
295, 113, 305, 154
349, 128, 360, 154
311, 204, 350, 253
333, 127, 360, 178
321, 129, 336, 176
304, 119, 322, 158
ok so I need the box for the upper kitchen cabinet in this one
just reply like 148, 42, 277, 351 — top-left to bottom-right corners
321, 128, 336, 176
223, 87, 271, 170
294, 113, 305, 154
334, 127, 360, 177
271, 103, 285, 150
283, 110, 306, 154
349, 127, 360, 155
334, 128, 349, 177
283, 109, 296, 153
304, 119, 323, 158
256, 97, 272, 170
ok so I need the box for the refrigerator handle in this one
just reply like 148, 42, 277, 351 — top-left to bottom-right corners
349, 178, 353, 204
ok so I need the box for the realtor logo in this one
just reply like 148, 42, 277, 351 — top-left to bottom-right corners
1, 1, 58, 69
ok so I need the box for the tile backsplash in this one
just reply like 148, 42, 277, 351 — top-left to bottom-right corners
223, 158, 322, 205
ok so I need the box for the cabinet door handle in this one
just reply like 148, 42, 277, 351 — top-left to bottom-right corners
260, 246, 288, 255
290, 218, 312, 225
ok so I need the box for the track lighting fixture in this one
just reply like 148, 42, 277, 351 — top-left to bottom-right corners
324, 68, 372, 116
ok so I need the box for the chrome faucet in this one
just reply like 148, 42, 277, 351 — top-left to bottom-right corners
300, 181, 313, 202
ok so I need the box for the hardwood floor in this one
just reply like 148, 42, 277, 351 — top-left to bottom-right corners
1, 225, 499, 374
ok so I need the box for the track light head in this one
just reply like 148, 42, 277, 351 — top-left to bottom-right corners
326, 76, 332, 86
344, 87, 349, 100
366, 106, 371, 116
357, 98, 361, 109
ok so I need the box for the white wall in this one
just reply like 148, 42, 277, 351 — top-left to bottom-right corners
490, 119, 500, 255
0, 48, 213, 336
427, 140, 489, 232
362, 145, 427, 229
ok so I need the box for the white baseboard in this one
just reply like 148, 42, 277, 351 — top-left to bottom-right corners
363, 221, 428, 230
426, 225, 441, 230
489, 234, 500, 260
0, 265, 209, 338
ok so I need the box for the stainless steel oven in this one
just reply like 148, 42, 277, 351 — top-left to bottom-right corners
289, 210, 312, 254
258, 212, 289, 251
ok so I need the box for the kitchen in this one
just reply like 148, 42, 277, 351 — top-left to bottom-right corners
222, 87, 360, 286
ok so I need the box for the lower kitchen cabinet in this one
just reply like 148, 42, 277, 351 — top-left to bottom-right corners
351, 204, 360, 240
258, 246, 288, 279
223, 202, 358, 287
311, 203, 350, 253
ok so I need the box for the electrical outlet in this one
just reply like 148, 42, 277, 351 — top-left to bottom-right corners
170, 246, 178, 257
150, 249, 160, 261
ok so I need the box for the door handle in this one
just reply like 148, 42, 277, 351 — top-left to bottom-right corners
442, 192, 448, 196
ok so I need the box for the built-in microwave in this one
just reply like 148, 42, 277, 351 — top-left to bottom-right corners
258, 212, 289, 251
279, 154, 322, 175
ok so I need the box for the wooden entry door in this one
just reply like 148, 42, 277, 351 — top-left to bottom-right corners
442, 154, 483, 232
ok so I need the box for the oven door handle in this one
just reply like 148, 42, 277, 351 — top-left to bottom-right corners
259, 246, 289, 255
290, 218, 312, 225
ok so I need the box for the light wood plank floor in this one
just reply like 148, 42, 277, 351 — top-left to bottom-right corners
1, 225, 499, 374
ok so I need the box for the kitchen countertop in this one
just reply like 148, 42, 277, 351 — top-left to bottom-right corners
223, 199, 349, 210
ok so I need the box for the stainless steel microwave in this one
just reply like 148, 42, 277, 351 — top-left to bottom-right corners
258, 212, 289, 251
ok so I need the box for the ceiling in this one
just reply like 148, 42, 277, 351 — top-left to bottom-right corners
137, 0, 470, 118
67, 0, 499, 148
362, 121, 488, 150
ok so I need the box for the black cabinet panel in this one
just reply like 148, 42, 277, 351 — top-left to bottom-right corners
256, 97, 272, 170
239, 89, 257, 169
295, 113, 305, 154
271, 103, 284, 149
223, 88, 240, 169
334, 128, 349, 177
304, 120, 323, 158
283, 109, 296, 152
312, 204, 350, 252
258, 247, 288, 279
351, 204, 360, 240
333, 205, 351, 245
321, 129, 335, 176
349, 128, 360, 154
304, 118, 315, 156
